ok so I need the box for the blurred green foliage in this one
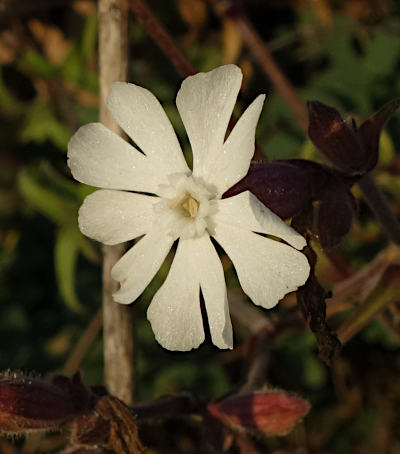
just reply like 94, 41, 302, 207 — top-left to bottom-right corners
0, 0, 400, 452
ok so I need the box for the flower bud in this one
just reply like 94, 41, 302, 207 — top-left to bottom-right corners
206, 390, 310, 437
51, 372, 92, 411
308, 101, 364, 174
0, 374, 82, 434
308, 99, 400, 174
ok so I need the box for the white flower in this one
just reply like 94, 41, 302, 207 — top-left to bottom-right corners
67, 64, 310, 351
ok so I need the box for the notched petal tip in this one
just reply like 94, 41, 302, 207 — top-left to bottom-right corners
112, 288, 133, 305
107, 81, 143, 109
212, 336, 233, 350
147, 304, 205, 352
152, 330, 205, 352
181, 63, 242, 84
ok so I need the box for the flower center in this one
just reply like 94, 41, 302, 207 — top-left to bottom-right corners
168, 193, 200, 218
157, 173, 218, 239
181, 195, 199, 218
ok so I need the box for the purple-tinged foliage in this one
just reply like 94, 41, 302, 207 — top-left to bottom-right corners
317, 182, 356, 249
0, 372, 145, 453
0, 373, 85, 434
225, 159, 355, 248
225, 161, 315, 219
308, 99, 400, 175
308, 101, 364, 173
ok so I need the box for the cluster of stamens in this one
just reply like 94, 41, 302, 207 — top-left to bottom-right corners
156, 173, 216, 239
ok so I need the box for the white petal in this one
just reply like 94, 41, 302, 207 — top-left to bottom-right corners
111, 229, 174, 304
78, 189, 158, 245
176, 65, 242, 182
147, 235, 232, 351
147, 238, 204, 351
207, 95, 265, 195
197, 235, 233, 350
214, 191, 306, 250
213, 225, 310, 309
68, 123, 168, 193
107, 82, 189, 175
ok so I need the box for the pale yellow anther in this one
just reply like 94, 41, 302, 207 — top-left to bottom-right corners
181, 196, 199, 218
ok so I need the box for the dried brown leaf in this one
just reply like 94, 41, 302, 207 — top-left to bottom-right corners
95, 396, 145, 454
28, 19, 72, 65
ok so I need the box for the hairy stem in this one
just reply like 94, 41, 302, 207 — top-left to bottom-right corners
99, 0, 135, 404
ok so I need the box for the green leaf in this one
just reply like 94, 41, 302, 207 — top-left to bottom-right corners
299, 137, 326, 163
61, 14, 99, 92
81, 13, 98, 61
18, 49, 58, 78
55, 226, 83, 313
303, 354, 328, 389
0, 67, 26, 115
364, 31, 400, 78
18, 168, 76, 225
78, 235, 99, 263
38, 161, 95, 202
20, 100, 71, 150
263, 132, 302, 160
377, 130, 396, 167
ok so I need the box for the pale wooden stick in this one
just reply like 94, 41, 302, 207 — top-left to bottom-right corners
99, 0, 134, 404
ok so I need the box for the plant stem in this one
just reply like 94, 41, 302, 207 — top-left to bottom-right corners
358, 173, 400, 245
128, 0, 196, 78
63, 309, 103, 376
99, 0, 135, 404
131, 394, 200, 419
337, 270, 399, 344
210, 0, 308, 132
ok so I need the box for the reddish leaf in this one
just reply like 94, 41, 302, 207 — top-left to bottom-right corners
0, 374, 82, 433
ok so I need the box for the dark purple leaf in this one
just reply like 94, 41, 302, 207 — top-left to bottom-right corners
317, 183, 355, 248
224, 161, 314, 219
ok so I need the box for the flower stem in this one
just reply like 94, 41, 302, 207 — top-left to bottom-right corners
358, 173, 400, 245
128, 0, 196, 78
99, 0, 135, 404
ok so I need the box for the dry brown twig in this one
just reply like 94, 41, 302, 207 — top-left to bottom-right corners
128, 0, 196, 78
209, 0, 309, 132
63, 308, 103, 376
99, 0, 135, 404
